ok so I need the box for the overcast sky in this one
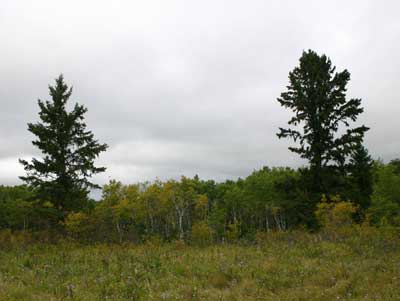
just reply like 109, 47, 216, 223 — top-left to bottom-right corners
1, 0, 399, 187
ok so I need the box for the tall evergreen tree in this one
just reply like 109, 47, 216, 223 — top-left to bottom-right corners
20, 75, 108, 215
277, 50, 369, 192
347, 145, 373, 210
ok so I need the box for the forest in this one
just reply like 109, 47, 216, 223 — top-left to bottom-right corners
1, 160, 400, 245
0, 50, 399, 300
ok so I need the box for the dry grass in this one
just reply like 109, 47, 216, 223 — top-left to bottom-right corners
0, 228, 399, 300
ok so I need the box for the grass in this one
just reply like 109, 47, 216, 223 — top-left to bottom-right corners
0, 229, 399, 300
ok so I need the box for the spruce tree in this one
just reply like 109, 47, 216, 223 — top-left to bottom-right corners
20, 75, 108, 215
347, 145, 373, 210
277, 50, 369, 192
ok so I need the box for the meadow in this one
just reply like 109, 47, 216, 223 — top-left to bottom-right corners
0, 227, 399, 301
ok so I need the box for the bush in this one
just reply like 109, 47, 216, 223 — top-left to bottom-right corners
143, 235, 163, 248
0, 229, 55, 248
315, 195, 358, 229
314, 195, 360, 241
190, 221, 213, 246
63, 212, 93, 241
226, 222, 240, 243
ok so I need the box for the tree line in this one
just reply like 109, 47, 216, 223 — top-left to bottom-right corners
1, 160, 399, 242
0, 50, 399, 243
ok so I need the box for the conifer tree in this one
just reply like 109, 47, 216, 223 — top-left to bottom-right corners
20, 75, 108, 215
277, 50, 369, 192
347, 145, 373, 209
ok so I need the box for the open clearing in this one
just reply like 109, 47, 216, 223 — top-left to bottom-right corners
0, 231, 399, 300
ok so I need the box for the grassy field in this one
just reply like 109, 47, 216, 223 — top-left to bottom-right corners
0, 230, 399, 300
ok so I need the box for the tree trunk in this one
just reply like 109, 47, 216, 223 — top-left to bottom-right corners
274, 214, 282, 231
116, 220, 122, 243
178, 211, 184, 240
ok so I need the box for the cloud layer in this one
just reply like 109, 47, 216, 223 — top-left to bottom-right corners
1, 0, 399, 185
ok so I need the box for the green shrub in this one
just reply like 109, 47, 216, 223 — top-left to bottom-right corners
63, 211, 94, 241
226, 222, 240, 243
316, 195, 358, 229
190, 221, 213, 246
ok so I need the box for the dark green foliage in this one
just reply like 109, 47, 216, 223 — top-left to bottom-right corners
19, 75, 108, 216
0, 185, 33, 229
346, 145, 373, 210
389, 158, 400, 175
0, 185, 61, 230
277, 50, 369, 192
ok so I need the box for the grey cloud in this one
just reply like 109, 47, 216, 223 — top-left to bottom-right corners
1, 0, 399, 186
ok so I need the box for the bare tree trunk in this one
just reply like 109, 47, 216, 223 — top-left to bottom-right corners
148, 212, 154, 234
282, 214, 286, 230
178, 211, 184, 240
116, 220, 122, 243
274, 214, 282, 231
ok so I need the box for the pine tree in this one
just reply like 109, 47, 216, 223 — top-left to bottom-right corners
277, 50, 369, 192
19, 75, 108, 215
347, 145, 373, 210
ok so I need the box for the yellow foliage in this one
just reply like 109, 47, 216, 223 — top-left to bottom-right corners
195, 194, 208, 218
112, 198, 134, 220
226, 222, 240, 243
190, 221, 213, 246
316, 195, 358, 230
63, 212, 91, 238
42, 201, 54, 208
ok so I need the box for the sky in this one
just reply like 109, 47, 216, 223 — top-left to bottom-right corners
1, 0, 399, 187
